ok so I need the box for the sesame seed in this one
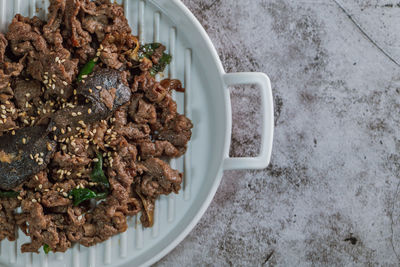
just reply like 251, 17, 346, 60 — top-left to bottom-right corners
44, 75, 48, 80
22, 138, 27, 144
0, 105, 5, 109
60, 89, 64, 94
55, 57, 60, 62
73, 89, 77, 95
76, 127, 81, 131
100, 44, 104, 50
61, 128, 65, 134
34, 175, 39, 180
23, 119, 29, 125
62, 192, 68, 197
67, 127, 72, 132
78, 215, 83, 220
52, 84, 56, 89
0, 114, 6, 119
93, 158, 99, 162
30, 154, 34, 159
72, 112, 77, 117
38, 184, 43, 189
32, 199, 37, 203
82, 75, 88, 79
52, 126, 57, 131
25, 93, 31, 97
54, 135, 57, 141
96, 86, 102, 90
5, 101, 10, 105
77, 112, 82, 116
96, 51, 101, 57
47, 143, 52, 151
11, 130, 15, 135
17, 196, 22, 200
88, 88, 93, 93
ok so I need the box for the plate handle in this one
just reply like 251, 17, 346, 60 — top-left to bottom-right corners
223, 72, 274, 170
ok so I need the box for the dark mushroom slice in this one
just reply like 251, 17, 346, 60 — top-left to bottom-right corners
49, 68, 131, 137
48, 105, 103, 138
0, 126, 56, 190
77, 68, 131, 116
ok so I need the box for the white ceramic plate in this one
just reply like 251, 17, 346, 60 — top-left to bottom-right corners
0, 0, 274, 266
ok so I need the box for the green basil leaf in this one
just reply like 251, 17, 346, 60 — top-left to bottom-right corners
0, 190, 19, 198
138, 43, 161, 60
90, 153, 109, 189
69, 188, 98, 206
150, 53, 172, 76
43, 244, 51, 254
77, 59, 97, 81
69, 188, 109, 206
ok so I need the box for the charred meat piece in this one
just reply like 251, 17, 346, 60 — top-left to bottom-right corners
0, 126, 56, 190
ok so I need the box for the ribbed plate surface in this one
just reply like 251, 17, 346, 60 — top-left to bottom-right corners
0, 1, 208, 266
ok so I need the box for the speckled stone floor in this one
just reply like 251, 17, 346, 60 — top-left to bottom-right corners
155, 0, 400, 266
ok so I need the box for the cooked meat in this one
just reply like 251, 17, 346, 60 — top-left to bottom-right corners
0, 34, 7, 62
13, 80, 42, 109
157, 115, 193, 150
160, 79, 185, 93
0, 0, 192, 254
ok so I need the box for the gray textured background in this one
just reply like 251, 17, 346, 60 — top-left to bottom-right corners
156, 0, 400, 266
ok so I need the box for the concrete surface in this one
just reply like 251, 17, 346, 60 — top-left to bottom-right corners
155, 0, 400, 266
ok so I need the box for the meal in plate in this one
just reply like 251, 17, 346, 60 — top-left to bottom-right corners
0, 0, 192, 253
